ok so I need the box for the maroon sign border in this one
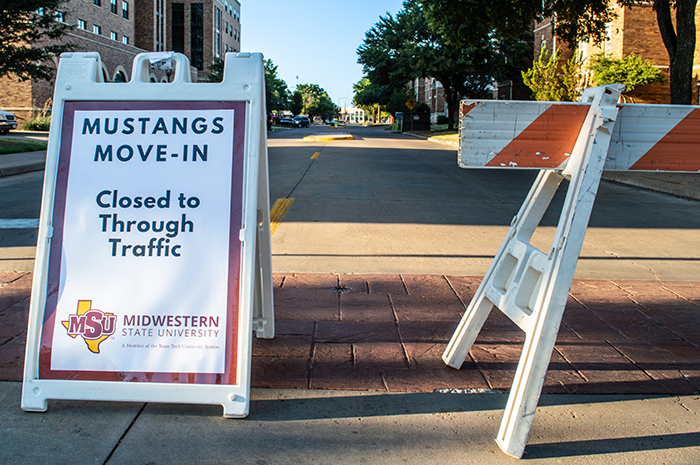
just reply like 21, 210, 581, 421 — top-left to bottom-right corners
38, 100, 247, 385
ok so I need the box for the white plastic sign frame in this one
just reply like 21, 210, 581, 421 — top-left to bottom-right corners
22, 52, 274, 418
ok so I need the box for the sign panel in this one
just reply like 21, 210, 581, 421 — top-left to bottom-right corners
39, 101, 245, 383
406, 98, 418, 110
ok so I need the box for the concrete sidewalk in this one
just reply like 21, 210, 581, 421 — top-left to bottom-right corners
2, 145, 700, 462
2, 271, 700, 463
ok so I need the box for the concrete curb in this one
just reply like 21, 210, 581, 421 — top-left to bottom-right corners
0, 151, 46, 178
601, 172, 700, 201
403, 131, 459, 148
0, 162, 45, 178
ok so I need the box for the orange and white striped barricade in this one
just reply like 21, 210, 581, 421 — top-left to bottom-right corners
444, 85, 625, 458
22, 51, 274, 418
459, 97, 700, 172
448, 86, 700, 457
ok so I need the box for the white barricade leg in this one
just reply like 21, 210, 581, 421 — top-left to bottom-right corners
253, 106, 275, 339
442, 169, 564, 368
443, 85, 623, 458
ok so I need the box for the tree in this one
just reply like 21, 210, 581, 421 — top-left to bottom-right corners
296, 83, 337, 120
307, 94, 336, 120
651, 0, 696, 104
204, 57, 224, 82
290, 91, 303, 116
357, 0, 505, 129
1, 0, 74, 81
420, 0, 697, 104
522, 47, 581, 101
589, 53, 666, 95
385, 87, 412, 115
352, 77, 393, 122
264, 59, 290, 115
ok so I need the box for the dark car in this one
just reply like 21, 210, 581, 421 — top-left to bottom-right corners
293, 116, 310, 128
279, 117, 294, 127
0, 110, 18, 135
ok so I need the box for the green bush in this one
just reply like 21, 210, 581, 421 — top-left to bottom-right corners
589, 53, 665, 92
522, 47, 581, 101
22, 117, 51, 131
414, 102, 431, 113
436, 115, 449, 125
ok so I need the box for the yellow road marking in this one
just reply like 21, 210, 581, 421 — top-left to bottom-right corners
270, 198, 294, 236
311, 152, 321, 159
303, 133, 354, 141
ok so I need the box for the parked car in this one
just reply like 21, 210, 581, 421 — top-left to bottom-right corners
293, 116, 310, 128
0, 110, 18, 135
278, 117, 294, 127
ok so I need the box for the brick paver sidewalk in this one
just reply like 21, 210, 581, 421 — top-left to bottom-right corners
2, 272, 699, 394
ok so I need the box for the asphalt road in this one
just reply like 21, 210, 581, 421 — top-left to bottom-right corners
268, 124, 700, 281
1, 124, 700, 280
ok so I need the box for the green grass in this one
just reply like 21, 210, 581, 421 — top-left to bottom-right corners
0, 139, 48, 155
429, 133, 459, 143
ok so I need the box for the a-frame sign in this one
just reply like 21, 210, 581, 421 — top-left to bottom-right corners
22, 52, 274, 418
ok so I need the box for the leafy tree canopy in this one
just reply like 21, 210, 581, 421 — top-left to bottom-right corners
420, 0, 616, 49
385, 86, 412, 114
357, 0, 517, 129
297, 83, 337, 120
204, 57, 224, 82
0, 0, 74, 81
589, 53, 666, 92
264, 59, 290, 114
290, 91, 304, 116
420, 0, 697, 104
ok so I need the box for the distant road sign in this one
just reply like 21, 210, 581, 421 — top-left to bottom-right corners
405, 98, 417, 110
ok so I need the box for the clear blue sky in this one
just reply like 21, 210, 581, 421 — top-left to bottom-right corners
240, 0, 405, 108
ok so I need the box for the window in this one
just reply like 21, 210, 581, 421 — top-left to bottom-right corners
110, 0, 117, 13
171, 3, 184, 53
122, 1, 128, 19
122, 36, 129, 44
111, 31, 117, 40
215, 8, 221, 57
191, 3, 204, 70
94, 0, 100, 6
93, 24, 101, 35
78, 19, 86, 29
55, 12, 65, 22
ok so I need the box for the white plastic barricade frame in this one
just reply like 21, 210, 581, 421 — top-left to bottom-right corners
22, 51, 274, 418
445, 85, 624, 457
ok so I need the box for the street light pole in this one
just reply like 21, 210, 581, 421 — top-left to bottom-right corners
337, 97, 348, 121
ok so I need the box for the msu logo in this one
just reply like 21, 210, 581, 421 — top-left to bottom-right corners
61, 300, 116, 353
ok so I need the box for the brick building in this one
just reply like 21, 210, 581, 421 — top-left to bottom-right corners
408, 77, 448, 123
534, 2, 700, 104
166, 0, 240, 78
0, 0, 241, 121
